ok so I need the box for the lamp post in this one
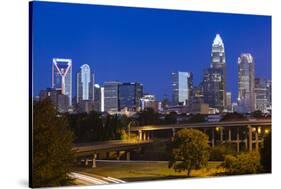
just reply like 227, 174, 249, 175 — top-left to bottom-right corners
128, 120, 135, 141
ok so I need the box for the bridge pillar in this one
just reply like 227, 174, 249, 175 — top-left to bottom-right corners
138, 130, 142, 141
85, 159, 89, 166
143, 131, 146, 141
236, 128, 240, 153
255, 130, 259, 151
126, 151, 130, 161
172, 128, 176, 137
248, 125, 253, 151
220, 127, 223, 143
147, 131, 150, 140
92, 154, 97, 168
211, 128, 215, 148
228, 128, 232, 142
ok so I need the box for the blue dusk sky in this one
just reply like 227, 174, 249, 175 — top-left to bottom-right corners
31, 1, 271, 101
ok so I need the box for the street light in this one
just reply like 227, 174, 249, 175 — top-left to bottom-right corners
128, 120, 136, 142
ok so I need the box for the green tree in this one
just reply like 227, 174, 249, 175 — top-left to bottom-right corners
260, 131, 271, 172
168, 129, 210, 176
223, 152, 261, 175
32, 100, 74, 187
209, 143, 236, 161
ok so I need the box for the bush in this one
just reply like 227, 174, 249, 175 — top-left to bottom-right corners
209, 143, 236, 161
222, 152, 261, 175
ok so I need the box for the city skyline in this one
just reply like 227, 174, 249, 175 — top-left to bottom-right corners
32, 2, 271, 102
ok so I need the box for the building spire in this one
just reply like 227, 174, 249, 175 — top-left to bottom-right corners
213, 33, 224, 47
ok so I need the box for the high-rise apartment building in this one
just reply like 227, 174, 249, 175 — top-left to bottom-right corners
255, 78, 268, 112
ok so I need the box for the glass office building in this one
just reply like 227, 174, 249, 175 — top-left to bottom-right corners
103, 81, 120, 112
52, 58, 72, 106
202, 34, 226, 111
172, 72, 193, 106
237, 53, 255, 113
118, 82, 143, 111
76, 64, 94, 104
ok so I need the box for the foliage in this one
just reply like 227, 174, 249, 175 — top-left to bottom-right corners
136, 108, 160, 125
260, 131, 271, 172
222, 152, 261, 175
165, 111, 177, 124
251, 110, 264, 118
168, 129, 210, 176
220, 112, 247, 122
32, 100, 74, 187
209, 143, 236, 161
187, 114, 206, 123
67, 112, 129, 143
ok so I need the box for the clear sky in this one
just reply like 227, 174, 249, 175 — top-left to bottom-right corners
31, 1, 271, 102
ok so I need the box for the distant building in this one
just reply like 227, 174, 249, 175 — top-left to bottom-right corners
39, 88, 69, 113
237, 53, 255, 113
172, 71, 193, 106
118, 82, 143, 111
226, 92, 232, 112
93, 84, 102, 112
140, 95, 158, 112
103, 81, 120, 113
76, 64, 94, 112
255, 78, 268, 112
202, 34, 226, 111
52, 58, 72, 106
266, 80, 272, 109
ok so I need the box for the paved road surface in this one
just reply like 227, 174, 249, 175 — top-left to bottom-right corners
69, 172, 126, 185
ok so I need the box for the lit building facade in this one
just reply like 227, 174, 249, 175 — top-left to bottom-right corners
237, 53, 255, 113
103, 81, 120, 112
172, 72, 193, 106
76, 64, 94, 103
118, 82, 143, 111
140, 95, 158, 111
52, 58, 72, 106
202, 34, 226, 111
255, 78, 268, 112
226, 92, 232, 112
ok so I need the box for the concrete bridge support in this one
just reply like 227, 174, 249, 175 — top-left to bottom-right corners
92, 154, 97, 168
248, 125, 253, 152
236, 128, 240, 153
228, 128, 232, 142
126, 151, 130, 161
138, 130, 142, 141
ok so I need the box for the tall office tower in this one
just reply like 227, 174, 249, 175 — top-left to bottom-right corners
255, 78, 268, 112
202, 34, 226, 111
266, 80, 272, 109
93, 84, 101, 112
103, 81, 120, 113
172, 72, 193, 106
52, 58, 72, 106
237, 53, 255, 113
226, 92, 232, 112
76, 64, 94, 103
119, 82, 143, 111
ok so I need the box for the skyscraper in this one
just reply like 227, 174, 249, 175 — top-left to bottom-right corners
202, 34, 226, 111
226, 92, 232, 112
103, 81, 120, 113
255, 78, 268, 112
76, 64, 94, 104
237, 53, 255, 113
118, 82, 143, 111
52, 58, 72, 106
172, 72, 193, 106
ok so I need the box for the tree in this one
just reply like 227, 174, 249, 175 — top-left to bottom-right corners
187, 114, 206, 123
260, 131, 271, 172
223, 152, 261, 175
32, 100, 74, 187
168, 129, 210, 176
209, 143, 236, 161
